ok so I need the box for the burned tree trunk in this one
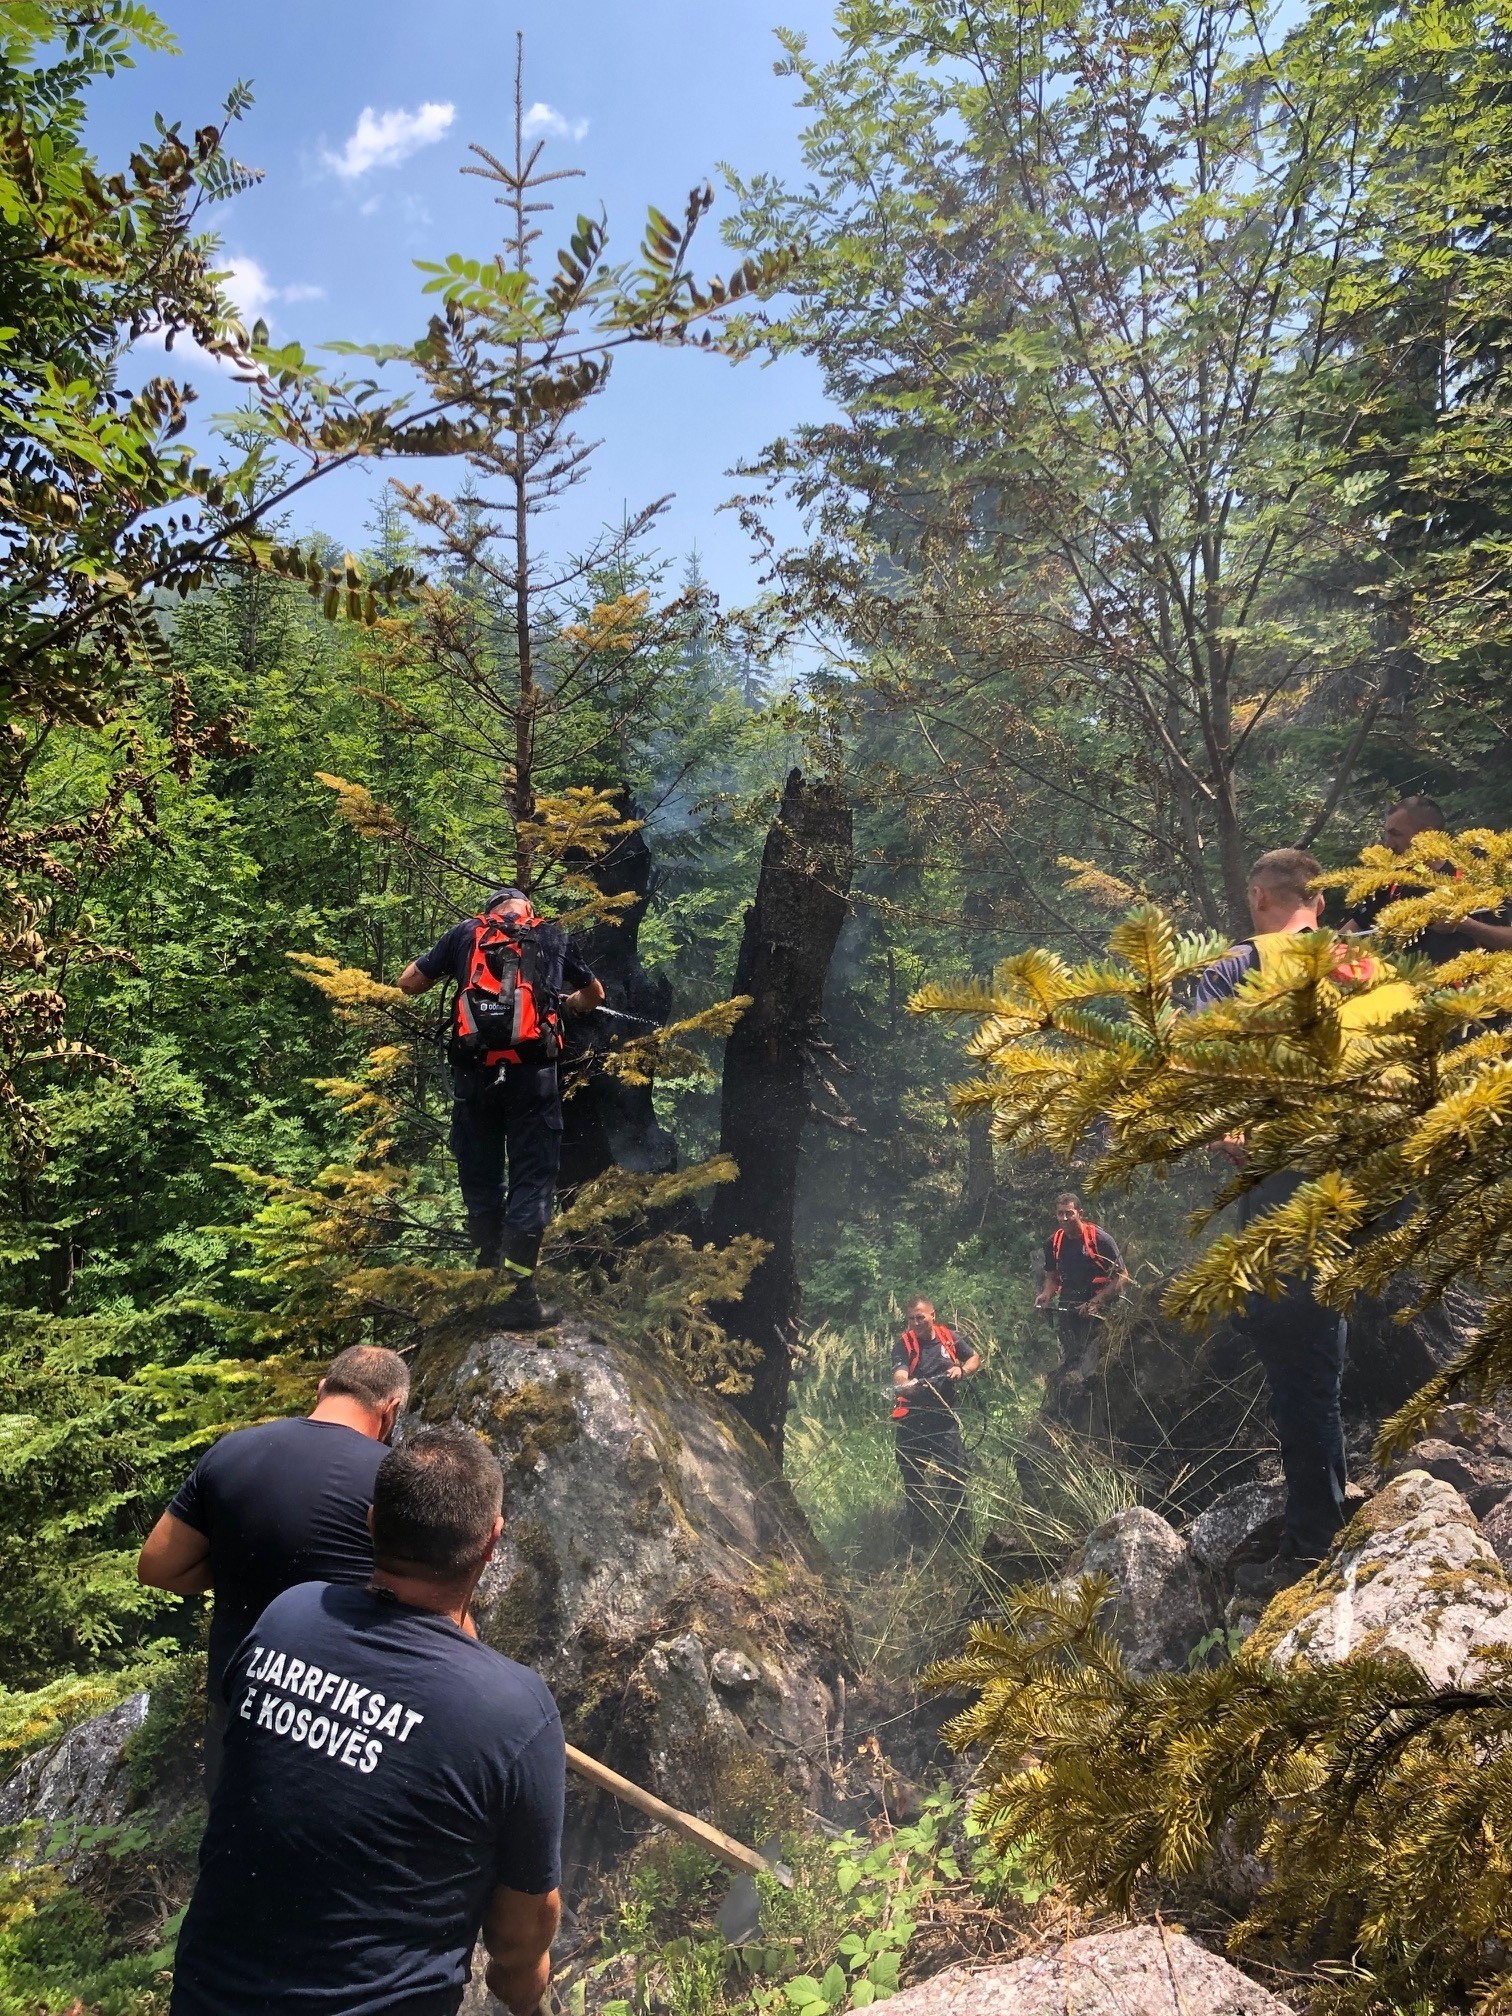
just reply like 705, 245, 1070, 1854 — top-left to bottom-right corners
712, 769, 853, 1456
559, 809, 676, 1192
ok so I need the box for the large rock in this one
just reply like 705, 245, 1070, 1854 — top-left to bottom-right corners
1386, 1437, 1512, 1517
1481, 1496, 1512, 1575
1185, 1483, 1286, 1580
877, 1929, 1290, 2016
411, 1317, 851, 1836
1058, 1508, 1212, 1672
1249, 1470, 1512, 1685
1340, 1284, 1477, 1420
0, 1690, 149, 1865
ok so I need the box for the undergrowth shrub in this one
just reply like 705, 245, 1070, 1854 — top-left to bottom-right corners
932, 1579, 1512, 2016
577, 1787, 1046, 2016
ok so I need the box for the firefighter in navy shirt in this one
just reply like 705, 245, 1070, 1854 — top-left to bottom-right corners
1195, 848, 1350, 1579
171, 1426, 565, 2016
1034, 1193, 1126, 1380
891, 1296, 981, 1546
400, 886, 604, 1323
137, 1345, 410, 1789
1343, 794, 1512, 963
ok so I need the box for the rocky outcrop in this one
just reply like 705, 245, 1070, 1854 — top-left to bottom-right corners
1185, 1482, 1286, 1581
1058, 1508, 1213, 1672
0, 1690, 149, 1865
1386, 1437, 1512, 1517
1249, 1470, 1512, 1686
877, 1930, 1290, 2016
411, 1316, 851, 1841
1481, 1496, 1512, 1574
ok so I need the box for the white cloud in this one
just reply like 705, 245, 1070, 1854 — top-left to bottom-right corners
222, 254, 276, 322
217, 255, 324, 330
521, 101, 588, 145
324, 101, 456, 180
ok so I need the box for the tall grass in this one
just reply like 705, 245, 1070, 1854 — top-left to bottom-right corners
785, 1305, 1145, 1674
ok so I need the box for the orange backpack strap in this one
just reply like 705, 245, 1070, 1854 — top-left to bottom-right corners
1082, 1223, 1113, 1289
893, 1328, 920, 1419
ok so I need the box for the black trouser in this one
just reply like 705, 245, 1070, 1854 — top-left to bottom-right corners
1236, 1173, 1348, 1559
1056, 1305, 1099, 1375
449, 1068, 563, 1235
895, 1407, 968, 1545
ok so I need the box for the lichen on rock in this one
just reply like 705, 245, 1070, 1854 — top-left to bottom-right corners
1248, 1469, 1512, 1686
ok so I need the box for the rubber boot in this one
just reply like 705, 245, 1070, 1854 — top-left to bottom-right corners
467, 1209, 505, 1272
496, 1226, 545, 1328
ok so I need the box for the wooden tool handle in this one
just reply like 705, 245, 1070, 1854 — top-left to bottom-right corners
564, 1742, 790, 1886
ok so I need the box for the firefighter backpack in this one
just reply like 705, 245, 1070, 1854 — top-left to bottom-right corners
449, 908, 564, 1072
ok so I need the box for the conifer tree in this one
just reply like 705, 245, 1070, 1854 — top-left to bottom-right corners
914, 830, 1512, 2010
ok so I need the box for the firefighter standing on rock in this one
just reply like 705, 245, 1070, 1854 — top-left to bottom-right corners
400, 887, 604, 1325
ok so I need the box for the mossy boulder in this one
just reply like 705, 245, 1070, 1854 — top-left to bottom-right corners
1249, 1469, 1512, 1686
411, 1315, 852, 1830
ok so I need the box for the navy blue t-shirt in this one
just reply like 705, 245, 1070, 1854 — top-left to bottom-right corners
1041, 1224, 1123, 1304
169, 1417, 386, 1703
172, 1582, 565, 2016
1194, 941, 1261, 1009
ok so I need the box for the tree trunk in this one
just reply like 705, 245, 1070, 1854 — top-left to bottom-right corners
711, 769, 853, 1457
559, 803, 676, 1193
959, 1108, 995, 1231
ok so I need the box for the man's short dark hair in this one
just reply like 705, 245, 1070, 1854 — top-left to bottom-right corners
321, 1346, 411, 1412
1394, 793, 1445, 828
372, 1428, 503, 1578
1249, 848, 1322, 908
1055, 1191, 1081, 1211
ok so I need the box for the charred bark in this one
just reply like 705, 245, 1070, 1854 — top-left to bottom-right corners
559, 808, 676, 1192
712, 768, 853, 1456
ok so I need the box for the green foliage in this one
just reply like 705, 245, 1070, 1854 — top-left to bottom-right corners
0, 1303, 309, 1687
914, 849, 1512, 1455
932, 1580, 1512, 2014
582, 1788, 1045, 2016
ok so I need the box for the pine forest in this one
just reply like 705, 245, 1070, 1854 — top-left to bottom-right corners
3, 4, 1512, 2013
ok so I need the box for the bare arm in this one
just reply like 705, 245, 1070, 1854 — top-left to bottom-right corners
1462, 917, 1512, 953
482, 1885, 560, 2016
564, 978, 605, 1015
398, 961, 436, 996
137, 1512, 212, 1596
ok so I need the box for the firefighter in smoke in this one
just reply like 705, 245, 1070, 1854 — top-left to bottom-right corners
1034, 1193, 1127, 1381
399, 887, 604, 1324
892, 1295, 980, 1546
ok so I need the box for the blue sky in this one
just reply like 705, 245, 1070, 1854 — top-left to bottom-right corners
87, 2, 840, 608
